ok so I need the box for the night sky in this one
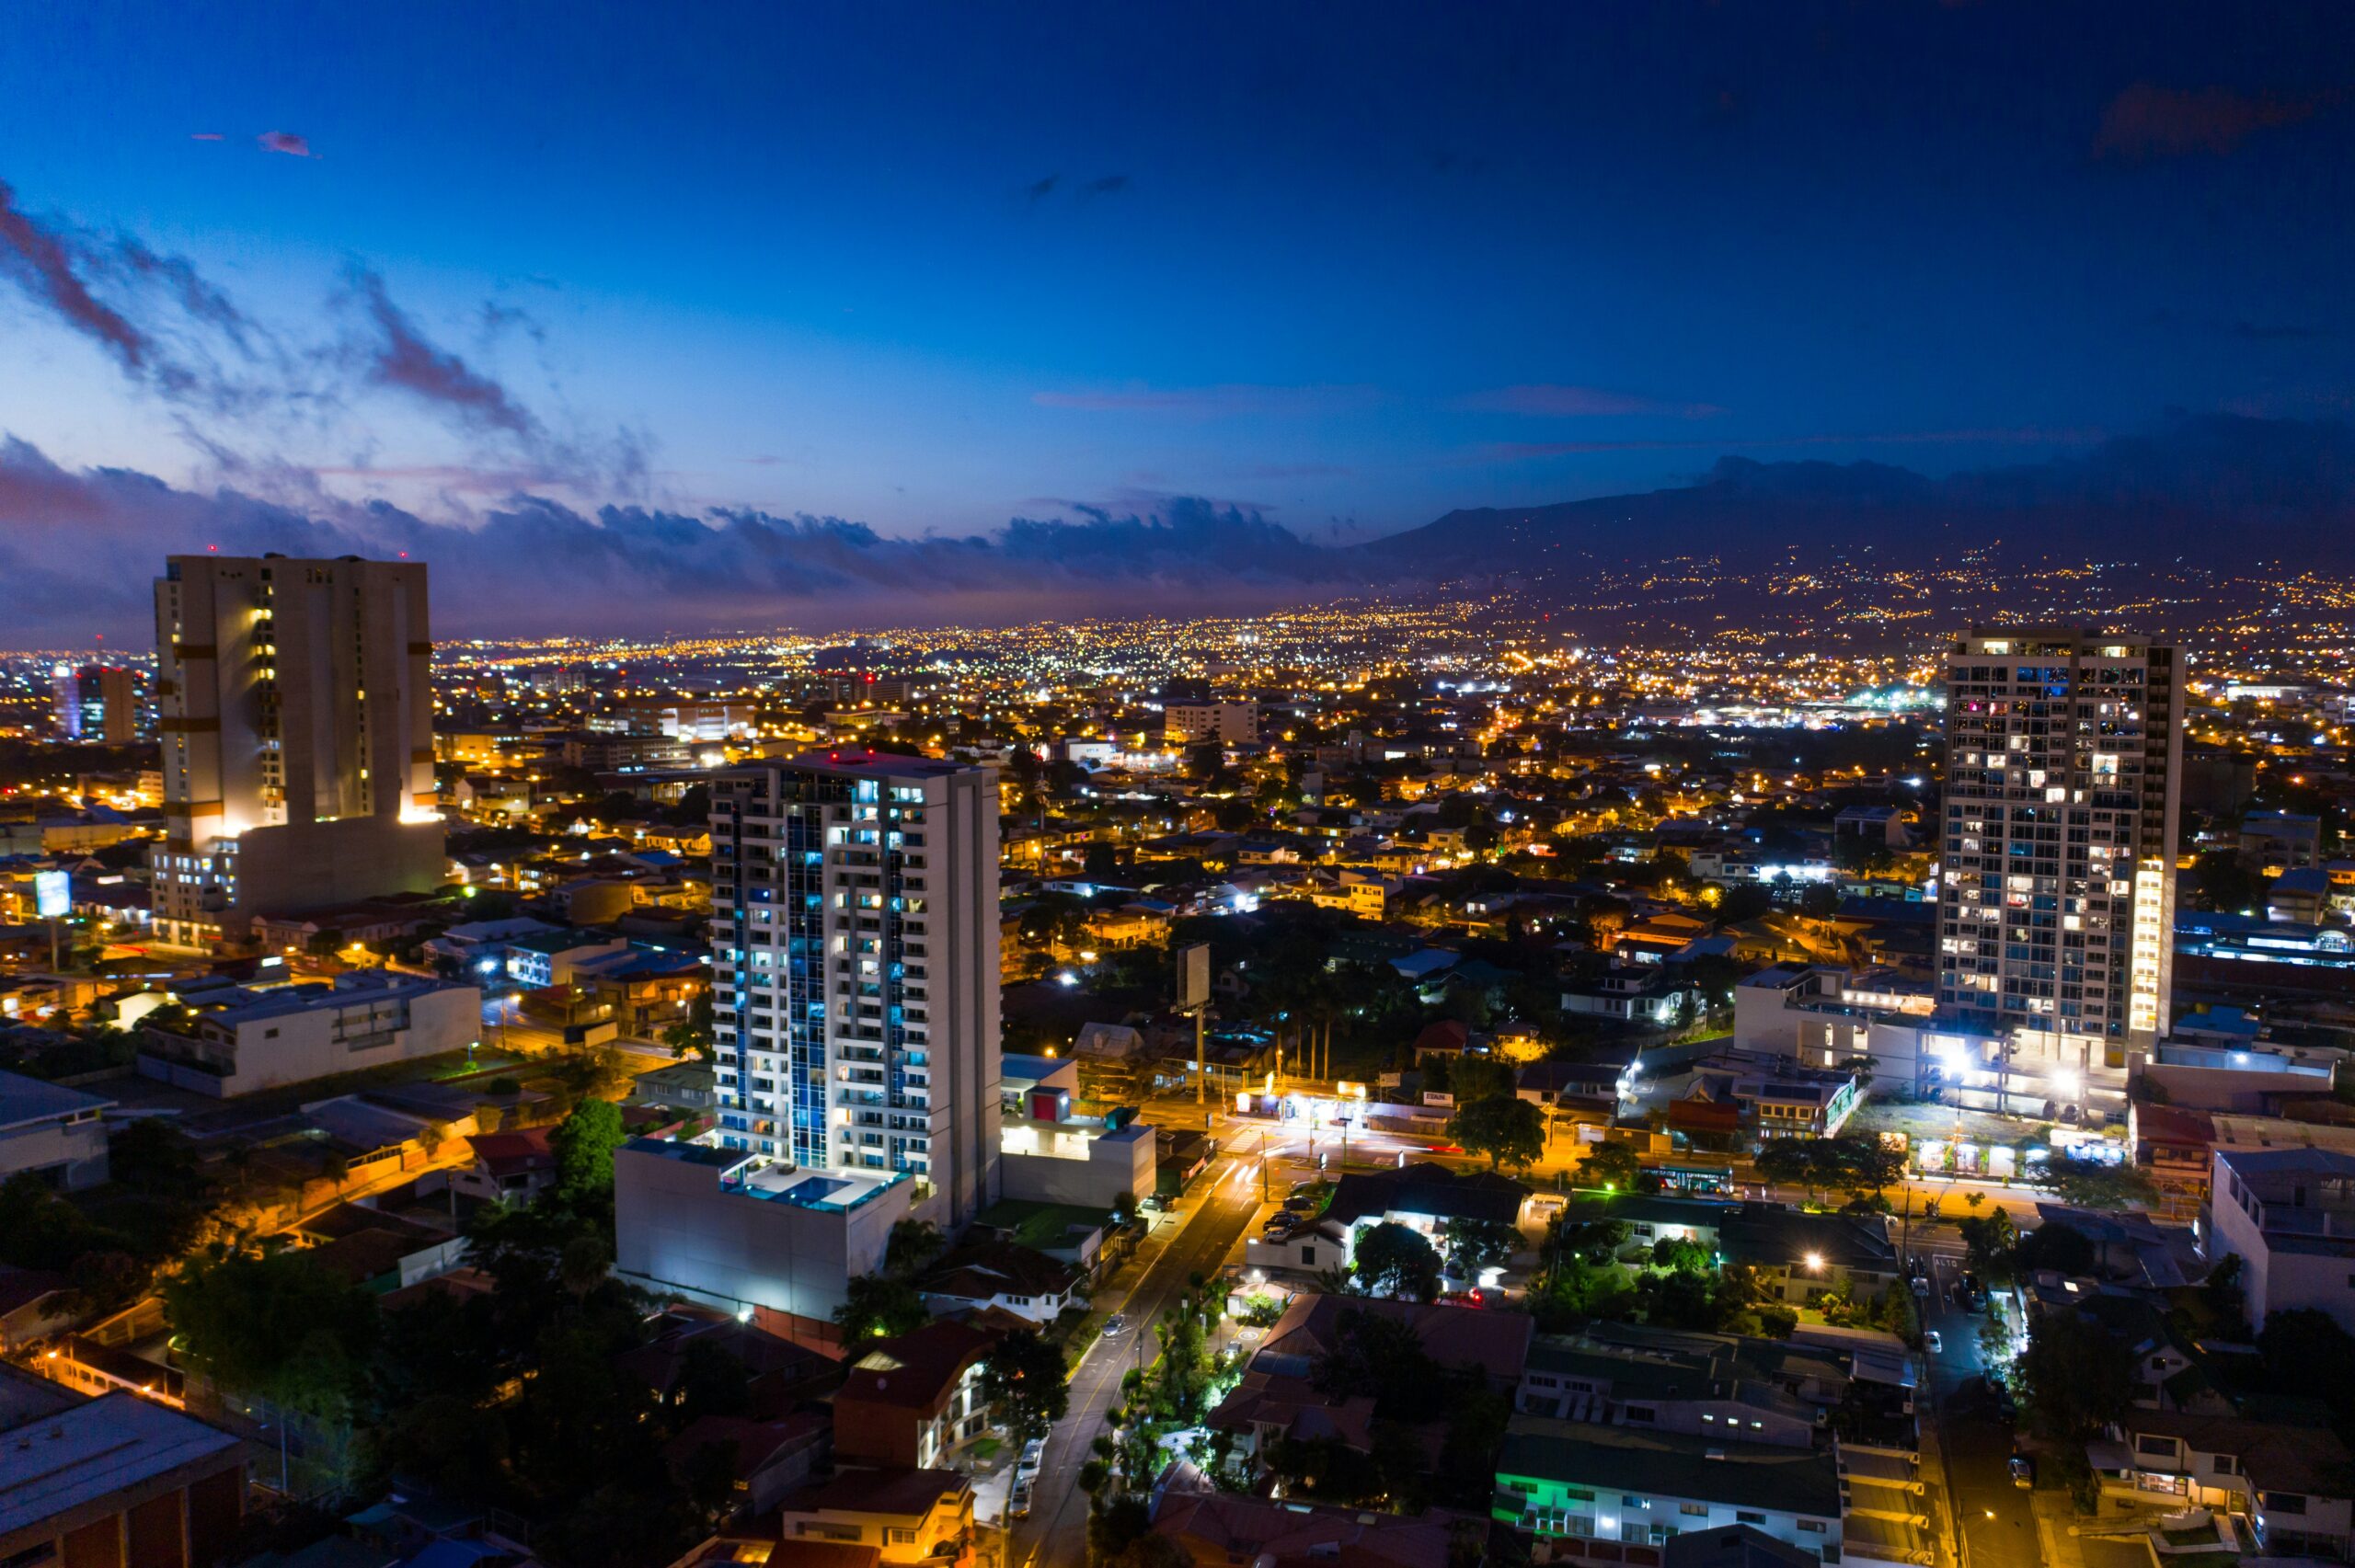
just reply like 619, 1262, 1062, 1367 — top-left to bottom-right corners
2, 3, 2352, 636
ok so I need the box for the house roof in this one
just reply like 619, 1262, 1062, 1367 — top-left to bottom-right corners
837, 1320, 997, 1412
1258, 1293, 1533, 1385
1152, 1471, 1466, 1568
465, 1127, 557, 1176
1323, 1164, 1529, 1230
1497, 1416, 1842, 1518
922, 1240, 1079, 1301
780, 1465, 971, 1521
2120, 1406, 2355, 1499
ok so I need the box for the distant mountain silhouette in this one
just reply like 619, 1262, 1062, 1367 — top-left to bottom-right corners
1358, 414, 2355, 570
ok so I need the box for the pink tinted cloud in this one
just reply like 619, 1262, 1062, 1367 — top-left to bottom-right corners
189, 132, 225, 142
1458, 383, 1724, 418
257, 131, 314, 157
2095, 85, 2326, 159
0, 179, 156, 375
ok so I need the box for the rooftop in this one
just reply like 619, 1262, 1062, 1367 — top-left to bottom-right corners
0, 1386, 245, 1538
0, 1068, 114, 1131
1498, 1415, 1842, 1518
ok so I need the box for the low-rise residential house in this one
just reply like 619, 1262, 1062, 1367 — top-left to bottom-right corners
1730, 1075, 1861, 1139
663, 1409, 830, 1516
833, 1319, 999, 1469
1150, 1462, 1472, 1568
2092, 1407, 2355, 1560
772, 1467, 975, 1568
1555, 1196, 1901, 1306
138, 971, 482, 1097
0, 1268, 75, 1352
1493, 1416, 1843, 1565
916, 1242, 1079, 1325
448, 1127, 558, 1206
1302, 1162, 1533, 1269
0, 1070, 112, 1190
620, 1309, 838, 1418
2205, 1147, 2355, 1334
1561, 967, 1696, 1027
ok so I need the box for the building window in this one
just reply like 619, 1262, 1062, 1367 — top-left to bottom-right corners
1680, 1504, 1708, 1517
1625, 1405, 1656, 1424
1735, 1513, 1764, 1526
1798, 1520, 1826, 1533
2264, 1493, 2308, 1516
886, 1530, 917, 1545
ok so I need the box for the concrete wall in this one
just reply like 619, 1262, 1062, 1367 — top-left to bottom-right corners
144, 979, 479, 1097
0, 1110, 109, 1190
999, 1123, 1155, 1208
613, 1142, 908, 1329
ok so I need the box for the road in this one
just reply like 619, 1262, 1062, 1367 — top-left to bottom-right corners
1014, 1131, 1274, 1568
1920, 1251, 2037, 1568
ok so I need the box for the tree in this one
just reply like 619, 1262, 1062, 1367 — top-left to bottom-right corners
549, 1099, 628, 1198
162, 1251, 378, 1416
1442, 1219, 1522, 1276
1580, 1140, 1641, 1192
979, 1328, 1069, 1447
833, 1274, 928, 1343
660, 992, 716, 1061
1447, 1095, 1545, 1172
1957, 1208, 2020, 1284
882, 1219, 947, 1280
1650, 1237, 1712, 1273
1448, 1056, 1517, 1105
2016, 1310, 2135, 1441
1310, 1308, 1449, 1421
2016, 1220, 2097, 1276
1351, 1222, 1443, 1301
2027, 1159, 2156, 1211
675, 1339, 752, 1422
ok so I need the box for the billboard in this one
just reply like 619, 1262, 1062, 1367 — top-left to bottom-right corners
1177, 942, 1211, 1009
33, 870, 69, 920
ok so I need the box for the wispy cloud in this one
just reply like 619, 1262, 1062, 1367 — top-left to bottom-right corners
348, 269, 540, 440
2095, 84, 2329, 160
1032, 383, 1379, 418
1025, 174, 1059, 202
257, 131, 314, 158
189, 132, 224, 143
0, 178, 159, 381
1457, 383, 1724, 418
1077, 174, 1130, 200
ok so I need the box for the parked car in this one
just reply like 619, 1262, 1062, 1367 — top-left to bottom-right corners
1912, 1277, 1932, 1299
1008, 1480, 1033, 1519
1101, 1313, 1126, 1337
1017, 1438, 1045, 1478
1282, 1195, 1316, 1213
1923, 1330, 1943, 1355
2009, 1456, 2034, 1488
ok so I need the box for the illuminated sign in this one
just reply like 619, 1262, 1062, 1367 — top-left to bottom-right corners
33, 871, 69, 920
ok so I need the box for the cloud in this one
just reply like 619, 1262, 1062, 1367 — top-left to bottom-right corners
257, 131, 314, 158
1459, 383, 1725, 418
2095, 85, 2326, 160
0, 437, 1378, 641
1078, 174, 1130, 200
347, 269, 544, 441
0, 179, 166, 381
189, 132, 224, 142
1025, 174, 1059, 201
1031, 383, 1379, 417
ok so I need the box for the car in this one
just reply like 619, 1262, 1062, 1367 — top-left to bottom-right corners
1101, 1313, 1126, 1337
2009, 1456, 2034, 1488
1282, 1195, 1316, 1212
1017, 1438, 1045, 1477
2061, 1103, 2082, 1125
1008, 1481, 1032, 1519
1923, 1330, 1943, 1355
1912, 1277, 1932, 1299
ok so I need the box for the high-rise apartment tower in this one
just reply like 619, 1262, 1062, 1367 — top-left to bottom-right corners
1936, 626, 2182, 1097
707, 751, 1002, 1230
151, 554, 442, 946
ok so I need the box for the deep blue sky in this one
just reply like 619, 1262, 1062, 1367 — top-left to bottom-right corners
2, 1, 2352, 548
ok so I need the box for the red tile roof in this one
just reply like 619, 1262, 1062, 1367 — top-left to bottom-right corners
837, 1319, 997, 1411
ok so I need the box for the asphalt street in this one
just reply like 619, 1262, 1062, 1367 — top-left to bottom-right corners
1922, 1251, 2039, 1568
1015, 1133, 1273, 1568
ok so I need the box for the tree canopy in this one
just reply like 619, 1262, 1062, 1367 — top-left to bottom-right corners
1446, 1094, 1544, 1172
1351, 1221, 1443, 1301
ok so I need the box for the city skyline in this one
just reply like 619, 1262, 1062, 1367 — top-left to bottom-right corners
5, 4, 2354, 640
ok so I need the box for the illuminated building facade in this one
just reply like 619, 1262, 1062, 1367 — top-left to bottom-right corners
1936, 626, 2182, 1108
149, 554, 443, 946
